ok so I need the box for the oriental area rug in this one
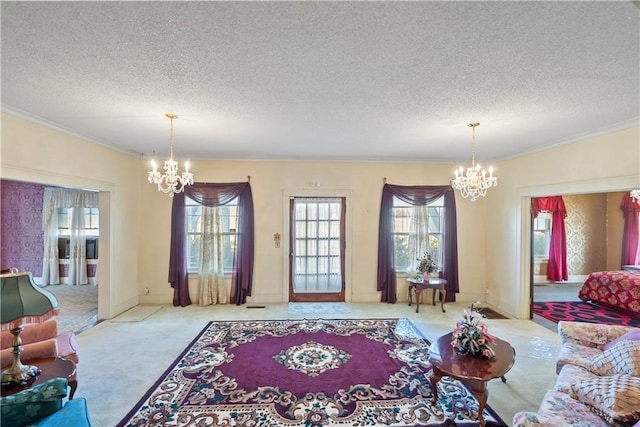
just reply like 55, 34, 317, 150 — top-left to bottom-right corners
117, 318, 507, 427
533, 301, 640, 327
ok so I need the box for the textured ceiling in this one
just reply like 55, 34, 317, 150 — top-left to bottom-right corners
1, 1, 639, 163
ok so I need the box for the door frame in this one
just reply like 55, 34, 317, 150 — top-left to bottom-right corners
282, 189, 352, 303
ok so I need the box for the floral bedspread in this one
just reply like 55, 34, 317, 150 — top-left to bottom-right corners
578, 271, 640, 314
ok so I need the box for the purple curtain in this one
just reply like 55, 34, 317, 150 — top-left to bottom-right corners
533, 196, 568, 282
377, 184, 459, 303
621, 192, 640, 266
169, 182, 254, 306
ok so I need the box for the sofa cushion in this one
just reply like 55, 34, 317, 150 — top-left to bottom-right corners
555, 364, 597, 394
531, 389, 612, 427
0, 320, 58, 349
556, 342, 603, 374
0, 338, 58, 368
590, 340, 640, 376
570, 375, 640, 424
602, 328, 640, 351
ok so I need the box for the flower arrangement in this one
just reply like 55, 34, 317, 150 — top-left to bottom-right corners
450, 303, 496, 358
417, 252, 439, 274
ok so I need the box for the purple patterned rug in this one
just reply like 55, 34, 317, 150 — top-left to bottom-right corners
117, 318, 507, 426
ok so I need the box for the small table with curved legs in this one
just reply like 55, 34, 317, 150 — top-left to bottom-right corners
428, 332, 515, 427
407, 277, 447, 313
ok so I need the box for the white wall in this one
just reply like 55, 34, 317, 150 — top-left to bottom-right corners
485, 126, 640, 318
1, 112, 142, 319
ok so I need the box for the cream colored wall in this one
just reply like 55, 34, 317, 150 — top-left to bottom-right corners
606, 192, 626, 270
1, 112, 141, 319
485, 126, 640, 318
138, 161, 490, 305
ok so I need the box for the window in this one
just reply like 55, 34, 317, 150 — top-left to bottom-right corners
533, 212, 552, 259
391, 196, 444, 271
57, 207, 99, 259
186, 197, 239, 272
57, 207, 99, 237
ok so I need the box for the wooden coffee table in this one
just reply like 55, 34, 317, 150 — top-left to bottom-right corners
428, 332, 515, 427
0, 357, 77, 399
407, 277, 447, 312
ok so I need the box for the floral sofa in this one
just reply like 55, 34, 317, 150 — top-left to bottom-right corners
513, 321, 640, 427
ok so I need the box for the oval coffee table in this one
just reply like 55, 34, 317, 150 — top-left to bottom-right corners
428, 332, 515, 427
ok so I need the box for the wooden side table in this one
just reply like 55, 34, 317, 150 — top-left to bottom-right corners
1, 357, 77, 399
407, 277, 447, 312
428, 332, 515, 427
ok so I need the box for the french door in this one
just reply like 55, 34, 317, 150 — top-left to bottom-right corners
289, 197, 345, 302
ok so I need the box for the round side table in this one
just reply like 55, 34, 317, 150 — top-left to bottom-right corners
1, 356, 77, 399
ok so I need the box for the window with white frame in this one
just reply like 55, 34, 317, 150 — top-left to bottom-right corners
57, 207, 99, 259
533, 212, 552, 259
391, 196, 444, 272
185, 197, 239, 272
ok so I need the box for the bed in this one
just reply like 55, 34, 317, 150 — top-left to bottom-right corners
578, 270, 640, 314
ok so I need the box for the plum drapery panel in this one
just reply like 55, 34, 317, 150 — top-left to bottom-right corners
621, 192, 640, 266
377, 184, 458, 303
533, 196, 568, 282
169, 182, 254, 307
41, 188, 98, 286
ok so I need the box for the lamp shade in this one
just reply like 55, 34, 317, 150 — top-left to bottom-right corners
1, 271, 59, 330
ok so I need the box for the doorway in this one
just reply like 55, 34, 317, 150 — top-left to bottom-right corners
289, 197, 345, 302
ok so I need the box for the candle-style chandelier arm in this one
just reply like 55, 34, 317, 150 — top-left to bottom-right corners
147, 113, 194, 197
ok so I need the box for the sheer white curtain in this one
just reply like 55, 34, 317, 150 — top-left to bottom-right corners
42, 188, 98, 286
42, 209, 60, 285
197, 206, 228, 305
407, 205, 430, 274
67, 207, 88, 285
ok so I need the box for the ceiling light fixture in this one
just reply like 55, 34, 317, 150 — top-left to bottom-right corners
451, 122, 497, 201
631, 189, 640, 203
147, 113, 194, 196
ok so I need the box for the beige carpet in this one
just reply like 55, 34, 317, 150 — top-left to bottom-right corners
110, 305, 162, 322
42, 284, 98, 334
76, 302, 561, 427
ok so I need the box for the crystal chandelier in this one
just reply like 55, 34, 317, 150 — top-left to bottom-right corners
147, 113, 194, 196
451, 122, 497, 201
631, 189, 640, 203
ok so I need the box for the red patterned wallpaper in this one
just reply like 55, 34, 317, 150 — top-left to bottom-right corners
1, 179, 44, 275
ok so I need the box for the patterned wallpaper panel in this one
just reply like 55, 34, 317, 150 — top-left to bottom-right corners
1, 180, 44, 275
564, 193, 607, 275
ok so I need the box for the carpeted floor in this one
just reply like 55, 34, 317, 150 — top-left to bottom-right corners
533, 301, 640, 327
42, 284, 98, 334
117, 318, 507, 427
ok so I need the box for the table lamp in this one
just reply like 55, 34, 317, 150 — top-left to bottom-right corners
1, 268, 59, 384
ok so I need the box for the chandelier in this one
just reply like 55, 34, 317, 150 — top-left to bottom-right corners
451, 122, 497, 201
147, 113, 194, 196
631, 189, 640, 203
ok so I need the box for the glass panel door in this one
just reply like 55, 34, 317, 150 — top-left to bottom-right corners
289, 197, 345, 302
